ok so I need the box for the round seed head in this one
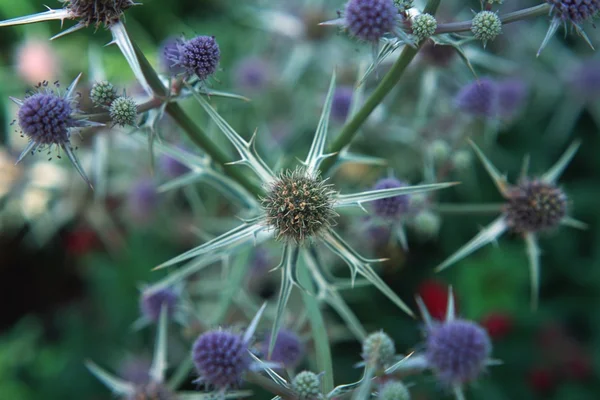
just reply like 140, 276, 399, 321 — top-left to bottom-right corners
372, 178, 410, 218
454, 78, 498, 118
90, 81, 117, 107
18, 91, 74, 146
413, 210, 441, 239
362, 331, 396, 367
547, 0, 600, 24
331, 86, 354, 123
128, 382, 176, 400
178, 36, 220, 81
292, 371, 321, 400
262, 329, 305, 368
262, 168, 337, 243
425, 319, 492, 385
378, 381, 411, 400
109, 96, 137, 127
471, 11, 502, 44
503, 180, 568, 233
412, 13, 437, 42
62, 0, 135, 28
427, 139, 450, 162
192, 330, 251, 389
451, 150, 473, 171
140, 287, 178, 322
344, 0, 398, 42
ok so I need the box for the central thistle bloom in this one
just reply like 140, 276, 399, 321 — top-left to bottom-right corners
61, 0, 136, 28
262, 168, 337, 243
504, 180, 567, 233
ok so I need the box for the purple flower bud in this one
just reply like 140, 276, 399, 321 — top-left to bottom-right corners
192, 330, 251, 389
234, 57, 270, 91
372, 178, 410, 218
331, 86, 353, 123
140, 287, 178, 322
262, 329, 305, 368
168, 36, 220, 81
159, 37, 185, 75
568, 58, 600, 101
344, 0, 398, 42
425, 319, 492, 385
547, 0, 600, 24
127, 178, 159, 222
454, 78, 498, 118
18, 92, 73, 146
497, 78, 527, 120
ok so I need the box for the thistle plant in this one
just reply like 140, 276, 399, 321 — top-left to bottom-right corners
0, 0, 595, 399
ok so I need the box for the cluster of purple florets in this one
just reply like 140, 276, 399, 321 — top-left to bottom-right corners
344, 0, 398, 42
18, 90, 74, 146
165, 36, 220, 81
372, 178, 410, 218
192, 330, 251, 389
455, 78, 528, 119
547, 0, 600, 24
425, 319, 492, 385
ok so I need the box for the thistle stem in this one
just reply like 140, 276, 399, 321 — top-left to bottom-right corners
319, 0, 442, 175
434, 203, 504, 214
435, 3, 551, 34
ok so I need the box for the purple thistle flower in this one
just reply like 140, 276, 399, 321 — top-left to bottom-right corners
128, 178, 159, 222
372, 178, 410, 218
140, 287, 178, 322
192, 330, 251, 390
547, 0, 600, 24
454, 78, 498, 118
234, 57, 270, 91
344, 0, 398, 42
568, 58, 600, 101
262, 329, 305, 368
497, 78, 527, 120
167, 36, 220, 81
159, 37, 185, 75
425, 319, 492, 385
331, 86, 354, 123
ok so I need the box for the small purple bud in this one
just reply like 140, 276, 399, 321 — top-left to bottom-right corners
192, 330, 251, 389
262, 329, 305, 368
331, 86, 354, 123
140, 287, 178, 322
454, 78, 498, 118
344, 0, 398, 42
497, 78, 527, 120
425, 319, 492, 385
234, 57, 270, 91
371, 178, 410, 218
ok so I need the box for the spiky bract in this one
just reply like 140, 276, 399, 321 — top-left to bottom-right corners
503, 180, 567, 233
192, 330, 250, 389
90, 80, 117, 107
344, 0, 398, 42
61, 0, 135, 28
262, 168, 337, 243
292, 371, 321, 400
425, 319, 491, 385
128, 382, 176, 400
362, 331, 396, 367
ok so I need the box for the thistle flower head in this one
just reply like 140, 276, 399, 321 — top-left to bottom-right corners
159, 37, 185, 75
128, 382, 176, 400
471, 11, 502, 45
262, 168, 337, 243
140, 287, 178, 322
497, 78, 528, 120
412, 13, 437, 42
344, 0, 398, 42
425, 319, 492, 385
90, 80, 118, 107
292, 371, 321, 400
378, 381, 411, 400
168, 35, 221, 81
372, 178, 410, 218
61, 0, 136, 28
454, 78, 497, 118
262, 328, 305, 368
109, 96, 137, 127
503, 180, 568, 233
331, 86, 354, 123
192, 330, 251, 390
547, 0, 600, 24
362, 331, 396, 367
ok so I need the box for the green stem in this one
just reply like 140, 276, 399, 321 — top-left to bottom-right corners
131, 42, 263, 196
435, 3, 551, 34
433, 203, 504, 214
319, 0, 442, 175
